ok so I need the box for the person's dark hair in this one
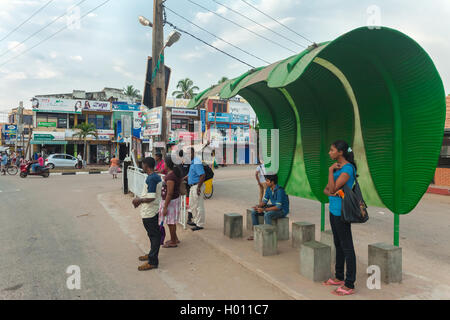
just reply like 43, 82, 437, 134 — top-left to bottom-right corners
165, 155, 182, 178
264, 174, 278, 185
142, 157, 156, 170
155, 153, 162, 160
332, 140, 357, 172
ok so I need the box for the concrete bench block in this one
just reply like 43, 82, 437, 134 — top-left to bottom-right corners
299, 241, 331, 282
272, 217, 289, 240
320, 230, 336, 266
368, 243, 402, 284
292, 222, 315, 248
224, 213, 243, 238
246, 209, 264, 231
254, 225, 277, 256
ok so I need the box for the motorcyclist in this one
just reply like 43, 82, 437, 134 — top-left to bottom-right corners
31, 153, 44, 173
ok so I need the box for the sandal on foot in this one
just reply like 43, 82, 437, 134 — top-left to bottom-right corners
162, 243, 178, 248
332, 286, 355, 296
322, 278, 345, 286
247, 236, 254, 241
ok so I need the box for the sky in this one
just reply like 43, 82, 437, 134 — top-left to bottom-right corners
0, 0, 449, 112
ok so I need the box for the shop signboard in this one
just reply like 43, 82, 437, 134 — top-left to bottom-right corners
165, 98, 190, 108
200, 109, 206, 132
32, 97, 110, 113
94, 129, 114, 140
32, 131, 65, 141
171, 108, 198, 117
112, 102, 141, 112
38, 121, 57, 128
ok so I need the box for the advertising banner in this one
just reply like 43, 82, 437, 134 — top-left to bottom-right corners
142, 107, 162, 136
38, 121, 57, 128
32, 97, 111, 113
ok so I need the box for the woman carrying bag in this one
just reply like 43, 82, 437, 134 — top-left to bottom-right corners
323, 140, 358, 296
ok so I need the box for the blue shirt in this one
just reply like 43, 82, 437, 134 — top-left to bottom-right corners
188, 157, 205, 185
263, 184, 290, 214
1, 156, 8, 165
329, 163, 355, 216
146, 172, 162, 193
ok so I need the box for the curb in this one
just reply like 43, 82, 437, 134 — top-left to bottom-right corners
427, 186, 450, 196
190, 230, 308, 300
51, 171, 111, 176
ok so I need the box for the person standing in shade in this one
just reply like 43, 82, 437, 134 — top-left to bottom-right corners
185, 147, 205, 231
132, 157, 162, 271
77, 153, 83, 169
159, 155, 182, 248
322, 140, 357, 296
247, 174, 290, 240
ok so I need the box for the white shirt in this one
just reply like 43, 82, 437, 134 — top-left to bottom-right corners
140, 176, 162, 219
256, 164, 266, 184
77, 154, 82, 161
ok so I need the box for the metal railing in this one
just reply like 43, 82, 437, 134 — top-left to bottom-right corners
126, 166, 187, 230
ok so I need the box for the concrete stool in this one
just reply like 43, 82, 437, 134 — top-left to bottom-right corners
224, 213, 243, 238
368, 243, 402, 284
254, 225, 277, 256
292, 222, 315, 248
246, 209, 264, 231
272, 217, 289, 240
320, 230, 336, 266
299, 241, 331, 281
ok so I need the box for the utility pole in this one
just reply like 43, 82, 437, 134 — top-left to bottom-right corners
16, 101, 24, 154
152, 0, 167, 155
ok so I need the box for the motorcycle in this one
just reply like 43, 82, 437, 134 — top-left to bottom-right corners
19, 161, 50, 178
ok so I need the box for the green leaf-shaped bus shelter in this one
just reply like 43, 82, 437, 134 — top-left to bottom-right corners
188, 27, 446, 246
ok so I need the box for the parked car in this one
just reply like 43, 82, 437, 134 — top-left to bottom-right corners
45, 154, 78, 169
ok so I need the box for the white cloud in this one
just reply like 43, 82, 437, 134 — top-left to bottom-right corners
4, 71, 27, 80
7, 41, 27, 54
49, 51, 58, 59
69, 55, 83, 62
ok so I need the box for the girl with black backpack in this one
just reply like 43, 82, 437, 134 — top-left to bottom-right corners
323, 140, 357, 296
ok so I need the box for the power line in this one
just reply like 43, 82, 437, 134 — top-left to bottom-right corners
212, 0, 307, 49
0, 0, 111, 68
0, 0, 55, 42
240, 0, 314, 44
164, 6, 270, 65
186, 0, 297, 54
164, 20, 255, 69
0, 0, 89, 59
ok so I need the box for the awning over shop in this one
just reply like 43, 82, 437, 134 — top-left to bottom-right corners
31, 140, 68, 145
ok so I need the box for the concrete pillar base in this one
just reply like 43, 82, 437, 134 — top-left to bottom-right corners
224, 213, 243, 239
246, 209, 264, 231
292, 222, 315, 248
320, 229, 336, 266
368, 242, 402, 284
272, 217, 289, 240
299, 241, 331, 282
254, 225, 277, 256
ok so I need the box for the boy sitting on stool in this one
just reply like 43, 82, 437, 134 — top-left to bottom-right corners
247, 174, 289, 241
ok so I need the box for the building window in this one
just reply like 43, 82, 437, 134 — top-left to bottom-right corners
78, 114, 86, 124
69, 114, 75, 128
57, 114, 67, 128
87, 114, 111, 129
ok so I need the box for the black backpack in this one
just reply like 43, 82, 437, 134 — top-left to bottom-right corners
340, 165, 369, 224
203, 164, 214, 181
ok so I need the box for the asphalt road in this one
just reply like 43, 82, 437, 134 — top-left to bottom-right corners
0, 172, 290, 300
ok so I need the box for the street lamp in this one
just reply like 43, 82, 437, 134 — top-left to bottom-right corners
138, 15, 153, 27
164, 30, 181, 48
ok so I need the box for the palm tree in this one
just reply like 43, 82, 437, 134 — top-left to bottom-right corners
171, 78, 199, 99
217, 76, 228, 84
73, 122, 98, 163
123, 85, 140, 101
